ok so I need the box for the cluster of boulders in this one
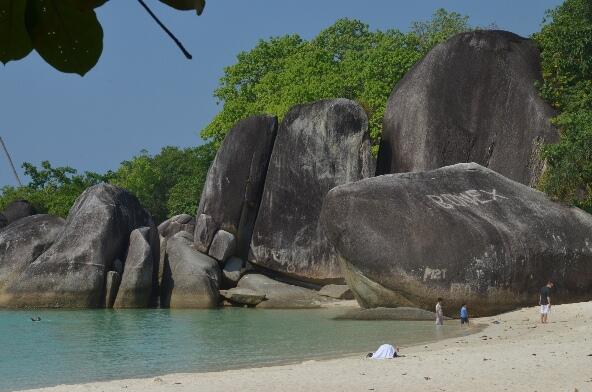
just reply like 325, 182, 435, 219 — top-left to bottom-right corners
1, 30, 591, 315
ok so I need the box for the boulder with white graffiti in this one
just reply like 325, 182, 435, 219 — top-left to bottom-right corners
321, 163, 592, 316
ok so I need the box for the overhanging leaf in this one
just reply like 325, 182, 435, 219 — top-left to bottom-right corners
159, 0, 205, 15
76, 0, 109, 11
25, 0, 103, 76
0, 0, 33, 64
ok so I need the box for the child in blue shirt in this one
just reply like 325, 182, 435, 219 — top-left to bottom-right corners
460, 303, 469, 325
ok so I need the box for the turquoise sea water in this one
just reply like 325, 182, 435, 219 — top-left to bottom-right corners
1, 308, 467, 391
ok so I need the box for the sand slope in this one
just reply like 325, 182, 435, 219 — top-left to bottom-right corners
21, 302, 592, 392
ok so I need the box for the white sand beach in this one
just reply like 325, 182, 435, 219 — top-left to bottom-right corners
21, 301, 592, 392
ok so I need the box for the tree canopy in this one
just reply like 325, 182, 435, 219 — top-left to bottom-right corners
534, 0, 592, 212
0, 0, 204, 75
0, 144, 215, 222
202, 10, 472, 153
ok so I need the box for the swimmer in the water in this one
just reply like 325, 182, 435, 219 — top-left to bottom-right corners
31, 316, 41, 322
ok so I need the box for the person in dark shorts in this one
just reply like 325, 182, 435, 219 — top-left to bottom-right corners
539, 280, 554, 324
460, 303, 469, 325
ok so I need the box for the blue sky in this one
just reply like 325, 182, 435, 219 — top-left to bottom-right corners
0, 0, 563, 187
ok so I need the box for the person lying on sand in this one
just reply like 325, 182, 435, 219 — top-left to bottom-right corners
366, 344, 400, 359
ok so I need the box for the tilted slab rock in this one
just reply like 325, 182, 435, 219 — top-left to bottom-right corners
377, 30, 558, 187
250, 99, 374, 283
237, 274, 328, 309
321, 163, 592, 316
219, 287, 266, 306
114, 227, 158, 308
196, 115, 278, 257
161, 232, 221, 308
4, 184, 154, 308
0, 215, 65, 300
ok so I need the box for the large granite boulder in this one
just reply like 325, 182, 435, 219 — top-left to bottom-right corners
0, 215, 65, 298
250, 99, 374, 283
377, 30, 559, 187
195, 115, 278, 258
4, 184, 154, 308
113, 227, 158, 308
2, 200, 37, 225
0, 213, 7, 230
237, 274, 328, 309
321, 163, 592, 316
161, 232, 221, 308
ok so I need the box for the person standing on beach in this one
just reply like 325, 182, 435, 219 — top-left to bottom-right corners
435, 298, 444, 325
460, 303, 469, 326
539, 281, 553, 324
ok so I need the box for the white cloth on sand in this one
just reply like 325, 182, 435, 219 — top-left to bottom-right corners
371, 344, 396, 359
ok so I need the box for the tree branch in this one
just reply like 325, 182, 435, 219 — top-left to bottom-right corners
136, 0, 193, 60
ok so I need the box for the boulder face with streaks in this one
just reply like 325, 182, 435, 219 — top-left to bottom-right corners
321, 163, 592, 316
0, 215, 65, 299
195, 115, 278, 258
249, 99, 374, 284
3, 184, 155, 308
377, 30, 558, 187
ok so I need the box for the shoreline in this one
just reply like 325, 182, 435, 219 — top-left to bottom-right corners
19, 301, 592, 392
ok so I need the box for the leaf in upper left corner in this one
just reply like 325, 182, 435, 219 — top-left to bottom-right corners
0, 0, 33, 64
159, 0, 205, 15
25, 0, 103, 76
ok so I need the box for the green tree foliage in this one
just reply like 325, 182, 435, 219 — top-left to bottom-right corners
0, 161, 112, 217
202, 11, 472, 153
0, 0, 204, 75
534, 0, 592, 212
0, 143, 215, 222
111, 144, 215, 222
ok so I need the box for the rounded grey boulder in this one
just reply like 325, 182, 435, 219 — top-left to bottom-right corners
161, 232, 221, 308
5, 184, 154, 308
249, 99, 374, 283
208, 230, 236, 262
377, 30, 558, 187
321, 163, 592, 316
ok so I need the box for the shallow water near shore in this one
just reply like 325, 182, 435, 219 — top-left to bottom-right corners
1, 307, 473, 391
